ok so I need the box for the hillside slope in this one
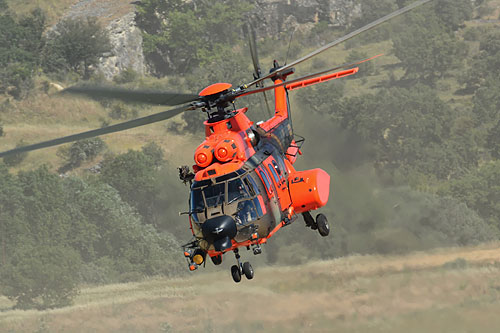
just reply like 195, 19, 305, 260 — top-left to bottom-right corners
2, 243, 500, 332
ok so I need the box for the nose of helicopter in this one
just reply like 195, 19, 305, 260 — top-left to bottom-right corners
201, 215, 237, 252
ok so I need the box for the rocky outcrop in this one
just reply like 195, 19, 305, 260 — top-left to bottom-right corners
97, 12, 145, 79
59, 0, 357, 79
62, 0, 144, 80
250, 0, 359, 37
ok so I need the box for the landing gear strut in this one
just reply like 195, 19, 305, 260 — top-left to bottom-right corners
231, 248, 254, 283
302, 211, 330, 237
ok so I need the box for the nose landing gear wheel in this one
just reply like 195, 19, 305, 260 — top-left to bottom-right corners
231, 265, 241, 283
242, 262, 254, 280
316, 213, 330, 237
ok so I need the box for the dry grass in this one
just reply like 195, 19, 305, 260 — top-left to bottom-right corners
2, 243, 500, 332
5, 0, 74, 24
0, 89, 199, 172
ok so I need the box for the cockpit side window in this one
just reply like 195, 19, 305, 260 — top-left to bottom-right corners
235, 200, 258, 225
191, 189, 204, 209
244, 175, 260, 196
190, 189, 205, 222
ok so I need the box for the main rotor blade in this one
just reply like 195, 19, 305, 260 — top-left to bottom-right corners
247, 23, 261, 78
244, 0, 432, 88
246, 23, 273, 117
63, 85, 200, 106
0, 104, 193, 158
237, 55, 382, 98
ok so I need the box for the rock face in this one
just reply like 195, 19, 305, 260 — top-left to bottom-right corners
62, 0, 145, 80
97, 12, 145, 79
60, 0, 356, 78
250, 0, 359, 37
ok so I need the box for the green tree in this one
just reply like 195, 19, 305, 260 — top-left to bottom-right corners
351, 0, 398, 43
100, 148, 161, 224
141, 141, 164, 168
433, 0, 473, 31
67, 178, 182, 279
439, 161, 500, 229
43, 17, 111, 78
392, 12, 467, 82
57, 137, 107, 171
0, 244, 81, 309
331, 85, 468, 179
391, 0, 471, 82
136, 0, 253, 75
487, 119, 500, 159
0, 8, 46, 98
461, 29, 500, 93
472, 76, 500, 125
345, 50, 375, 78
0, 163, 26, 269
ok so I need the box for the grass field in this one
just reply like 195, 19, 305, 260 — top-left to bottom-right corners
1, 243, 500, 332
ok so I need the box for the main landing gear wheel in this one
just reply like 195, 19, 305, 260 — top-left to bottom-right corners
231, 265, 242, 283
316, 213, 330, 237
242, 262, 254, 280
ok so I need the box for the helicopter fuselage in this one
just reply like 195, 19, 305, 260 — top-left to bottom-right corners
185, 79, 330, 264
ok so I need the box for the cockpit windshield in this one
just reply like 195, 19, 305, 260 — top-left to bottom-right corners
228, 178, 250, 204
190, 173, 257, 218
203, 183, 225, 207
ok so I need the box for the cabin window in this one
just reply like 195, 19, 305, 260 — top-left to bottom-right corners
272, 160, 282, 176
259, 170, 272, 194
268, 163, 280, 184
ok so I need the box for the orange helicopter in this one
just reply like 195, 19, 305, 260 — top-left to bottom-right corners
0, 0, 432, 282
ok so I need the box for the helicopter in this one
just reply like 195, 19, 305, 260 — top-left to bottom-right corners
0, 0, 432, 283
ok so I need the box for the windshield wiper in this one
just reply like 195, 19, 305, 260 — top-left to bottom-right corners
214, 191, 224, 207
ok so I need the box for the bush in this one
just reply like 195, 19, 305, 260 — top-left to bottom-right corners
113, 67, 139, 84
108, 102, 138, 120
2, 140, 28, 167
58, 137, 107, 171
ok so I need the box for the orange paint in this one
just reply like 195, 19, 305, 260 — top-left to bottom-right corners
199, 82, 232, 96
